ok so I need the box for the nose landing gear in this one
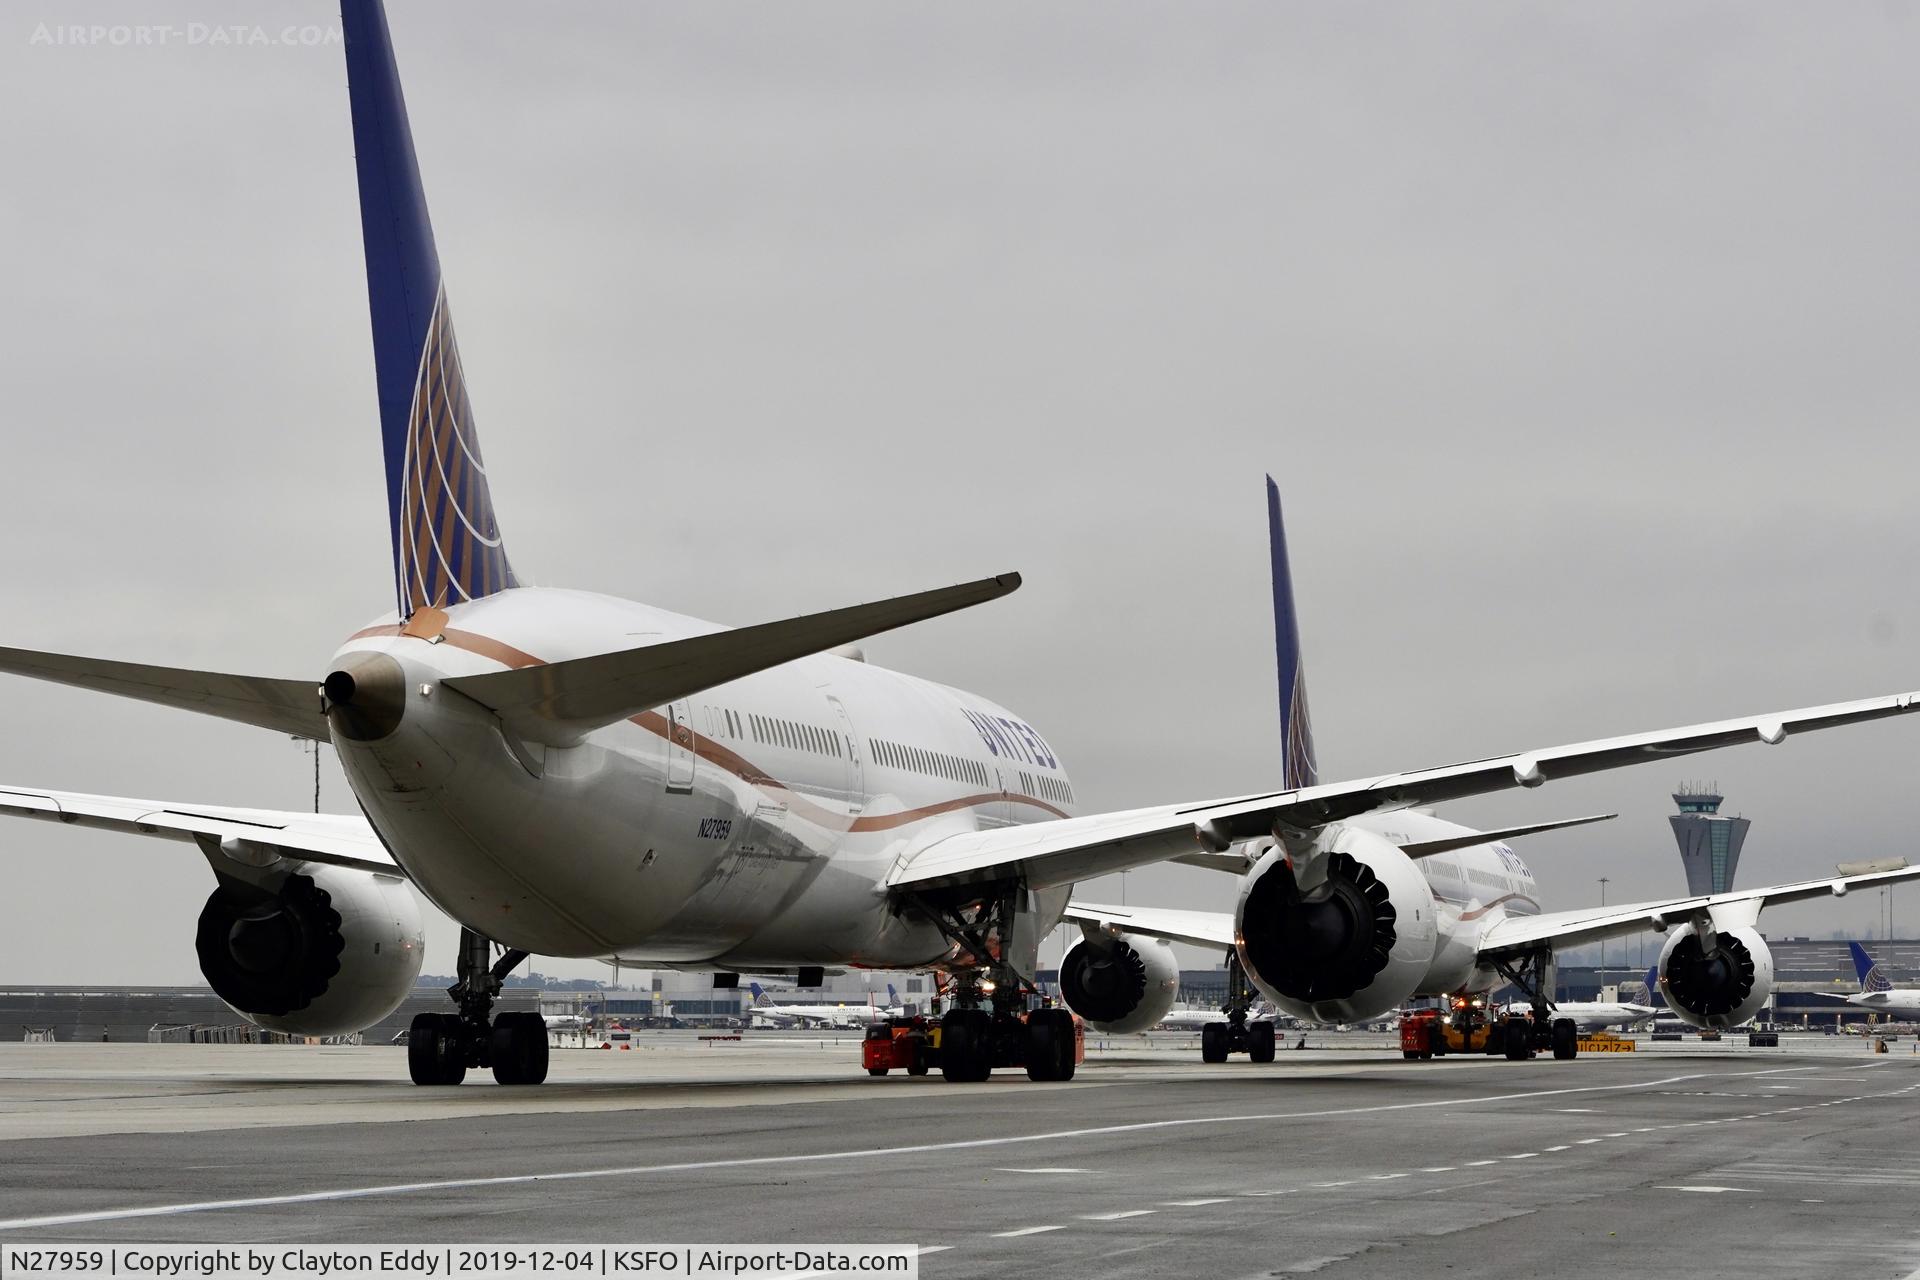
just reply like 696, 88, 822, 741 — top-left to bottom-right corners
407, 928, 547, 1085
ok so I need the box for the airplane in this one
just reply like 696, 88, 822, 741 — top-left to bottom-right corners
746, 983, 904, 1029
5, 0, 1920, 1093
1062, 483, 1920, 1064
1497, 967, 1659, 1032
1842, 942, 1920, 1018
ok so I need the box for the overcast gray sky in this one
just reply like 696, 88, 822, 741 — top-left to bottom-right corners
2, 2, 1917, 984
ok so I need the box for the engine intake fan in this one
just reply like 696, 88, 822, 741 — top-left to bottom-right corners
1662, 929, 1758, 1018
195, 873, 346, 1017
1240, 849, 1396, 1003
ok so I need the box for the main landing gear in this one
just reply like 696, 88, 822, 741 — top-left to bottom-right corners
1201, 954, 1277, 1064
907, 884, 1080, 1084
1489, 949, 1579, 1062
937, 974, 1078, 1083
408, 928, 549, 1086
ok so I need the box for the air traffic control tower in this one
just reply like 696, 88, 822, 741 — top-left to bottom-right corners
1670, 783, 1749, 895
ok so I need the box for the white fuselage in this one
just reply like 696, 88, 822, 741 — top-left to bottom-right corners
1500, 1000, 1656, 1031
329, 588, 1540, 998
750, 1003, 902, 1029
1846, 989, 1920, 1018
330, 587, 1077, 973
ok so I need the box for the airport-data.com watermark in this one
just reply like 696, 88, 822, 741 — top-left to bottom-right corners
27, 21, 341, 49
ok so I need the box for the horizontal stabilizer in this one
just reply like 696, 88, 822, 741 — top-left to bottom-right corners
0, 645, 324, 740
1398, 813, 1615, 860
444, 573, 1022, 745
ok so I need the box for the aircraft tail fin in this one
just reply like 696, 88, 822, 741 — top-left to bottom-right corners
1267, 477, 1318, 789
887, 983, 900, 1007
342, 0, 516, 618
1851, 941, 1894, 993
748, 982, 769, 1007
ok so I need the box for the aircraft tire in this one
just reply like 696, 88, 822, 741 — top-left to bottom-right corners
408, 1013, 466, 1086
941, 1010, 991, 1083
1249, 1020, 1277, 1063
490, 1012, 549, 1085
1025, 1011, 1067, 1082
1552, 1018, 1578, 1060
1201, 1021, 1229, 1063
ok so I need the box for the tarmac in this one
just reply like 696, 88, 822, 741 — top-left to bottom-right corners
0, 1032, 1917, 1277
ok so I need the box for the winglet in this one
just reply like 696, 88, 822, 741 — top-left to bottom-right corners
444, 573, 1021, 745
1267, 478, 1318, 789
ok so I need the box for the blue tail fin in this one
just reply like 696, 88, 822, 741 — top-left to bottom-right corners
1267, 477, 1318, 789
342, 0, 516, 619
1644, 965, 1660, 1005
748, 982, 768, 1006
887, 983, 900, 1007
1851, 942, 1893, 993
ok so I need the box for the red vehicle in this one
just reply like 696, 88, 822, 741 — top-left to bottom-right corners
863, 1011, 1085, 1079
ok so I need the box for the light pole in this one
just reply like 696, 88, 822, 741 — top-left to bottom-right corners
1598, 877, 1610, 985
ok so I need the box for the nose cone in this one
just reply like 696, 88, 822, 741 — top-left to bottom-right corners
324, 652, 408, 741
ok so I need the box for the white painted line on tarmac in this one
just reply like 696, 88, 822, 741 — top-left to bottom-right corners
995, 1168, 1087, 1175
0, 1071, 1741, 1233
1465, 1159, 1499, 1166
1420, 1167, 1457, 1173
1082, 1209, 1155, 1221
1163, 1198, 1231, 1207
1543, 1145, 1570, 1152
992, 1225, 1065, 1237
1655, 1185, 1760, 1194
1505, 1153, 1538, 1160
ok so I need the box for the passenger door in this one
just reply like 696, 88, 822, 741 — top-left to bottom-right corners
828, 695, 864, 815
665, 699, 696, 793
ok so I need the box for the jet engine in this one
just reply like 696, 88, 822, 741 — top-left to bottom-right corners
196, 862, 424, 1037
1657, 923, 1773, 1029
1235, 826, 1438, 1024
1059, 932, 1180, 1033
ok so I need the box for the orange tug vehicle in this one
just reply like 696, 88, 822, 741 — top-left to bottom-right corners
863, 1010, 1086, 1080
1400, 999, 1582, 1061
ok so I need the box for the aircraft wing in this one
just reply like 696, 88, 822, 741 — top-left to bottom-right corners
1474, 864, 1920, 958
0, 784, 402, 877
1061, 901, 1235, 950
887, 689, 1920, 892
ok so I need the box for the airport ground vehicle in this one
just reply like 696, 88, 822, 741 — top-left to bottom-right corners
1398, 1007, 1494, 1059
862, 1011, 1083, 1080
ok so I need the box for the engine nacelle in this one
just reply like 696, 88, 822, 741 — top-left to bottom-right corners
1657, 923, 1773, 1029
196, 863, 424, 1037
1236, 827, 1437, 1024
1059, 932, 1180, 1033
